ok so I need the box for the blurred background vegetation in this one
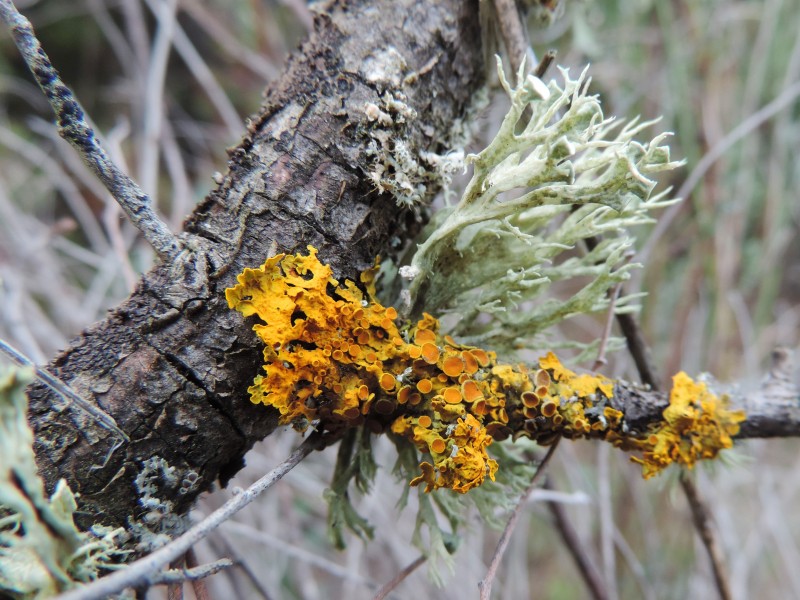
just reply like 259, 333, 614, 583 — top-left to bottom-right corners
0, 1, 798, 598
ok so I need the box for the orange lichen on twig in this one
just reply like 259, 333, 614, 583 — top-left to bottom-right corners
226, 248, 746, 491
626, 372, 746, 479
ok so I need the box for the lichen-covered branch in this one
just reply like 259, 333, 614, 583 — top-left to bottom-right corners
227, 248, 787, 494
24, 0, 485, 538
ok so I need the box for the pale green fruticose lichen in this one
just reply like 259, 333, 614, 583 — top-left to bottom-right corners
405, 58, 682, 361
0, 367, 126, 599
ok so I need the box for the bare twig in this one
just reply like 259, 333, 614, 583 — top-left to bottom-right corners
593, 281, 623, 371
680, 473, 732, 600
597, 445, 618, 600
544, 478, 609, 600
600, 259, 733, 598
478, 439, 561, 600
491, 0, 531, 76
212, 529, 274, 600
0, 337, 129, 442
150, 557, 234, 585
0, 0, 182, 262
55, 434, 322, 600
372, 555, 427, 600
534, 49, 557, 79
185, 547, 211, 600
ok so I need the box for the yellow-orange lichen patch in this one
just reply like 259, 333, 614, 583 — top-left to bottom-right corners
630, 372, 746, 478
442, 355, 465, 377
414, 328, 437, 345
462, 380, 484, 403
417, 379, 433, 394
229, 248, 747, 495
470, 348, 492, 367
397, 386, 412, 405
407, 414, 498, 493
431, 438, 446, 454
541, 401, 558, 418
459, 351, 478, 375
421, 343, 440, 364
380, 372, 396, 392
443, 386, 462, 404
521, 391, 539, 408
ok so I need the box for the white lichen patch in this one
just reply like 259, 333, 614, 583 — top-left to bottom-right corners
361, 46, 408, 87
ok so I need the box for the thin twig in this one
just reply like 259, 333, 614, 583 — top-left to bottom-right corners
478, 439, 560, 600
150, 558, 234, 585
212, 529, 274, 600
491, 0, 531, 76
534, 49, 557, 79
594, 251, 733, 598
597, 444, 618, 600
185, 547, 211, 600
55, 434, 322, 600
0, 0, 182, 262
593, 281, 623, 371
680, 473, 732, 600
544, 477, 609, 600
0, 337, 129, 442
166, 553, 184, 600
372, 555, 427, 600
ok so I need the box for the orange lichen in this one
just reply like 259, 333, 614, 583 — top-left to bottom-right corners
417, 379, 433, 394
228, 248, 747, 494
443, 387, 462, 404
442, 355, 465, 377
629, 372, 746, 478
421, 343, 440, 364
462, 380, 484, 403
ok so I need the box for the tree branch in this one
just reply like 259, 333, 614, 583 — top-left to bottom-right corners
24, 0, 485, 537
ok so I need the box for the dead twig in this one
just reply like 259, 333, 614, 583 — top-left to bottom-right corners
372, 555, 427, 600
596, 253, 733, 599
679, 474, 732, 600
0, 338, 128, 442
491, 0, 531, 76
593, 281, 623, 371
151, 557, 233, 586
478, 439, 561, 600
544, 478, 609, 600
0, 0, 182, 262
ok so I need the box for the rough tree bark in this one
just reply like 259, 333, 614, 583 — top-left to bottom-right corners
26, 0, 484, 534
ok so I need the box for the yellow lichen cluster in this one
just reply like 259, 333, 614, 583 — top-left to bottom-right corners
225, 247, 502, 492
226, 248, 746, 491
627, 372, 746, 478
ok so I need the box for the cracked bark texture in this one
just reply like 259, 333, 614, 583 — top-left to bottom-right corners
26, 0, 484, 534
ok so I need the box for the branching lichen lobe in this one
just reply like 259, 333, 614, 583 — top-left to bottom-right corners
227, 249, 746, 491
